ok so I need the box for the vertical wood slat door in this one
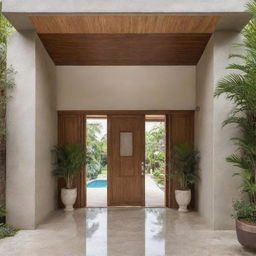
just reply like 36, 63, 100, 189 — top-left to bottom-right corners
108, 115, 145, 206
166, 112, 194, 209
58, 113, 86, 208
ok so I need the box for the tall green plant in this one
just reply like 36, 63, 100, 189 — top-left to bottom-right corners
214, 0, 256, 210
0, 2, 15, 137
170, 144, 200, 190
53, 144, 86, 189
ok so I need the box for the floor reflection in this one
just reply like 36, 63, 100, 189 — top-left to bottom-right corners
0, 207, 253, 256
85, 208, 166, 256
86, 208, 107, 256
145, 208, 166, 256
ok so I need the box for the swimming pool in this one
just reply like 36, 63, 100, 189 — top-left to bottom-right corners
87, 179, 107, 188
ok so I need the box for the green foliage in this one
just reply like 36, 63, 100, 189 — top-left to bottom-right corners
214, 1, 256, 211
53, 144, 86, 189
152, 170, 164, 185
170, 144, 200, 190
145, 124, 165, 185
0, 223, 18, 239
0, 204, 6, 218
0, 3, 17, 238
232, 200, 256, 223
86, 122, 107, 180
0, 205, 18, 239
0, 1, 15, 136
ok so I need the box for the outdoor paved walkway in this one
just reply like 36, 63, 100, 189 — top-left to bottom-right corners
145, 174, 164, 207
87, 175, 164, 207
87, 187, 107, 207
0, 208, 254, 256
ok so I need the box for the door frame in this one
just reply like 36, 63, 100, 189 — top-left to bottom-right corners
58, 110, 194, 208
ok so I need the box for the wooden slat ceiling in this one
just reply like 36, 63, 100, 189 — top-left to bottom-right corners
30, 15, 220, 34
38, 34, 211, 65
31, 15, 219, 65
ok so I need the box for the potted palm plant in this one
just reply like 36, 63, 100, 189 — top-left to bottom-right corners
53, 143, 86, 212
214, 0, 256, 250
170, 144, 200, 212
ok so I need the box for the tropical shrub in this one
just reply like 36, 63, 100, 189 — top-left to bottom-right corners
145, 124, 165, 174
145, 123, 166, 186
214, 0, 256, 223
170, 144, 200, 190
0, 223, 18, 239
232, 200, 256, 223
0, 1, 15, 137
86, 122, 107, 180
0, 204, 6, 219
52, 144, 86, 189
0, 3, 17, 239
152, 170, 164, 185
0, 205, 18, 239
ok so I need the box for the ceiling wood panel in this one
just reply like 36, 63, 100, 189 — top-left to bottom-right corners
38, 33, 211, 65
31, 15, 220, 34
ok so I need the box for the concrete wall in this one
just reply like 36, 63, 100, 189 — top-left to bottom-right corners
35, 37, 57, 225
195, 31, 242, 230
3, 0, 250, 32
6, 31, 57, 229
2, 0, 246, 13
6, 31, 36, 229
56, 66, 196, 110
195, 36, 214, 227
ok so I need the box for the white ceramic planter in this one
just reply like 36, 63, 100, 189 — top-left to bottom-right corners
175, 189, 191, 212
61, 188, 77, 212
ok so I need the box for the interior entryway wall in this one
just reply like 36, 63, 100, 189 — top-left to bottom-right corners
57, 111, 194, 209
195, 32, 243, 229
56, 66, 196, 110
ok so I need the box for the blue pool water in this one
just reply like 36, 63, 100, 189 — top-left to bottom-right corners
87, 179, 107, 188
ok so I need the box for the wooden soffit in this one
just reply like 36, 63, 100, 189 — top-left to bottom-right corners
31, 15, 219, 65
38, 33, 211, 65
30, 15, 220, 34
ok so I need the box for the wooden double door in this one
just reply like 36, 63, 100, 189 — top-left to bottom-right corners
58, 111, 194, 208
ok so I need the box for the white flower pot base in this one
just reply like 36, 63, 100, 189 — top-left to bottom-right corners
61, 188, 77, 212
175, 189, 191, 212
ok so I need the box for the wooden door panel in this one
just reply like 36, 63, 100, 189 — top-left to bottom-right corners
108, 115, 145, 206
58, 113, 86, 208
167, 112, 194, 209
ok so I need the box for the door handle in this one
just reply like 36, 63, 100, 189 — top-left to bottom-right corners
141, 161, 145, 176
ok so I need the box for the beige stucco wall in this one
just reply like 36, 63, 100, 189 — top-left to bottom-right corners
6, 31, 57, 229
6, 31, 36, 229
56, 66, 196, 110
2, 0, 247, 13
195, 36, 214, 227
35, 37, 57, 225
196, 31, 242, 230
212, 32, 242, 230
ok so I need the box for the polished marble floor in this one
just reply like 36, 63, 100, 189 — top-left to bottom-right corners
0, 208, 254, 256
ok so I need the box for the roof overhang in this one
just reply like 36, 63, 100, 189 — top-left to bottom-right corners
2, 0, 251, 66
